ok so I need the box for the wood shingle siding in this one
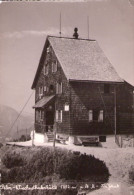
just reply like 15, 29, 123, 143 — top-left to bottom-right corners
69, 82, 115, 135
31, 35, 134, 138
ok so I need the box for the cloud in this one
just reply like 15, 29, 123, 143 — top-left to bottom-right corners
0, 27, 73, 39
0, 29, 58, 39
129, 0, 134, 6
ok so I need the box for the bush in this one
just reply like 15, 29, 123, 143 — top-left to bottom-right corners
2, 147, 110, 183
129, 165, 134, 182
1, 189, 78, 195
2, 151, 26, 169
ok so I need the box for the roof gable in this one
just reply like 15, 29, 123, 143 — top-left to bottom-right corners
32, 36, 124, 89
48, 36, 123, 83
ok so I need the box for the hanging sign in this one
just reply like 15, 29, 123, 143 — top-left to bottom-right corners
64, 104, 69, 111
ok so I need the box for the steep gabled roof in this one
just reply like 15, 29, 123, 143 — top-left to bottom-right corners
32, 36, 123, 89
48, 36, 123, 83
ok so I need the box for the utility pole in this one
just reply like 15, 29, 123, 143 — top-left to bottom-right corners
114, 85, 117, 143
32, 126, 35, 147
53, 123, 57, 149
87, 16, 89, 39
26, 128, 27, 141
59, 12, 61, 37
17, 125, 19, 140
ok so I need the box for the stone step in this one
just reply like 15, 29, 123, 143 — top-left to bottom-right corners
46, 133, 54, 142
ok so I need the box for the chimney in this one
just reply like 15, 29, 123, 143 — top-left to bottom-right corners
73, 27, 79, 39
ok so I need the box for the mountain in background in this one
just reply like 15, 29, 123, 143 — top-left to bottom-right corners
0, 104, 34, 141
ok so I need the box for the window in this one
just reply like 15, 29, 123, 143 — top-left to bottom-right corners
41, 111, 44, 121
52, 60, 58, 73
35, 110, 39, 121
44, 86, 47, 92
47, 47, 50, 54
44, 64, 48, 75
104, 84, 110, 94
89, 110, 93, 122
56, 82, 62, 94
89, 110, 104, 122
49, 85, 54, 93
39, 86, 43, 99
98, 110, 104, 122
93, 110, 99, 121
56, 110, 62, 122
36, 110, 42, 121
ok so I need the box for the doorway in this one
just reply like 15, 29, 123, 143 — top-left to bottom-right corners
46, 111, 54, 132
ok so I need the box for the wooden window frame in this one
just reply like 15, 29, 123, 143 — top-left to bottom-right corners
56, 82, 62, 94
56, 110, 62, 123
39, 86, 43, 99
52, 60, 58, 73
89, 110, 104, 122
44, 64, 49, 75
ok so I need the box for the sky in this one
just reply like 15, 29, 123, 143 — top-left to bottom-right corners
0, 0, 134, 116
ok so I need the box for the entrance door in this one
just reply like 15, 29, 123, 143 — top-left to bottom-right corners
46, 111, 54, 132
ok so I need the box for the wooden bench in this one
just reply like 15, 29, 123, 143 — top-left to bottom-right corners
56, 137, 68, 144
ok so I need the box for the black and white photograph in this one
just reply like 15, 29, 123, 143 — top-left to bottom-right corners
0, 0, 134, 194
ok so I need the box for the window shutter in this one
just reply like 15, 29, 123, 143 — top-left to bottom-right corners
52, 62, 54, 73
35, 110, 38, 121
60, 82, 62, 94
44, 86, 46, 92
39, 111, 41, 120
55, 61, 58, 72
89, 110, 93, 122
44, 66, 45, 75
98, 110, 103, 122
41, 87, 43, 94
56, 83, 58, 94
56, 110, 58, 122
60, 110, 63, 122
